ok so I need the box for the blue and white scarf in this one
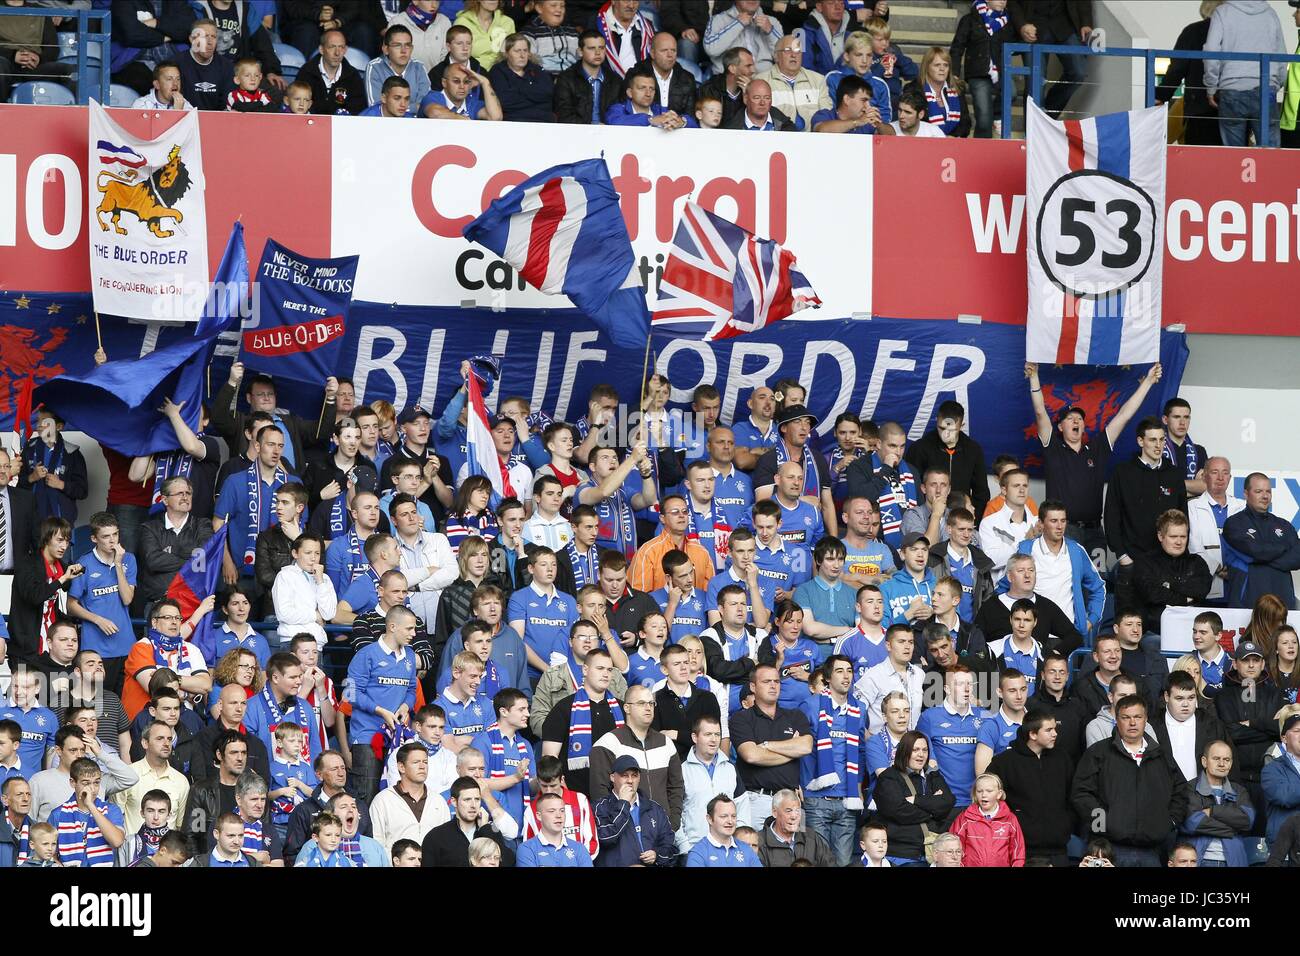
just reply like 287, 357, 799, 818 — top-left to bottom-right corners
775, 438, 820, 498
974, 0, 1009, 81
151, 628, 194, 675
1163, 434, 1203, 481
260, 685, 315, 762
298, 843, 355, 867
923, 82, 963, 133
567, 687, 624, 769
405, 1, 435, 29
241, 817, 266, 857
150, 450, 194, 514
484, 722, 531, 818
327, 467, 355, 537
339, 833, 365, 865
566, 542, 600, 590
685, 496, 733, 570
131, 825, 168, 864
827, 445, 866, 501
810, 694, 864, 810
23, 435, 71, 520
342, 531, 368, 588
242, 459, 287, 568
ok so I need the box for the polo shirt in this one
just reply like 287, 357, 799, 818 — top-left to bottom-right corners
710, 466, 754, 530
339, 571, 381, 617
436, 689, 490, 741
770, 637, 819, 710
468, 728, 535, 828
687, 833, 763, 867
1197, 648, 1229, 699
208, 850, 250, 866
940, 546, 977, 621
810, 107, 874, 132
650, 587, 707, 643
418, 88, 484, 117
626, 649, 665, 690
916, 702, 985, 807
977, 708, 1022, 757
841, 537, 895, 580
359, 103, 416, 117
731, 417, 777, 450
730, 704, 812, 794
1043, 430, 1111, 524
754, 539, 798, 607
507, 583, 579, 681
705, 567, 762, 624
0, 705, 56, 774
986, 636, 1044, 693
834, 626, 889, 688
522, 512, 574, 552
213, 625, 271, 669
68, 550, 137, 659
777, 498, 825, 551
792, 576, 857, 637
516, 833, 593, 867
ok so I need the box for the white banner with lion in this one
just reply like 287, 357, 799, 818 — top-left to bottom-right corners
88, 101, 208, 322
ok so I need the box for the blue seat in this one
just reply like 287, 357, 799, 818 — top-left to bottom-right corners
344, 46, 371, 73
56, 33, 103, 65
9, 81, 76, 106
108, 83, 139, 108
680, 58, 703, 84
273, 41, 305, 80
71, 524, 91, 559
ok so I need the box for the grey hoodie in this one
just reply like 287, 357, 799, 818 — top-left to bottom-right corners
1204, 0, 1287, 93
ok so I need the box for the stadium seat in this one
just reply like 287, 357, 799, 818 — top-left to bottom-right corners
9, 81, 76, 106
680, 59, 703, 84
344, 46, 371, 72
57, 33, 103, 65
274, 41, 305, 81
108, 83, 139, 108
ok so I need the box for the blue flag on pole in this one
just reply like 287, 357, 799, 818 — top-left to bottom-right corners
462, 158, 650, 350
239, 238, 357, 384
34, 223, 249, 455
166, 524, 229, 664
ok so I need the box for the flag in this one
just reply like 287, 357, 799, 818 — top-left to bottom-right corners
652, 202, 820, 342
34, 223, 247, 456
88, 100, 208, 322
1025, 100, 1166, 365
166, 524, 228, 664
12, 374, 34, 443
462, 158, 649, 349
464, 369, 508, 508
239, 238, 357, 384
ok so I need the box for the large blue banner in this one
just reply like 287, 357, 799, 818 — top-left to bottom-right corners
0, 293, 1186, 476
240, 239, 358, 385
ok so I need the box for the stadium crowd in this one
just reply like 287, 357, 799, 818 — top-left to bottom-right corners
0, 335, 1298, 869
3, 1, 1297, 144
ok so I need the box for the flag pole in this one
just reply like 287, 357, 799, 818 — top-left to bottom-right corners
93, 312, 103, 352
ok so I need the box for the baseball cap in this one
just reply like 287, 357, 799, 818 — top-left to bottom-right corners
1283, 712, 1300, 735
610, 755, 641, 774
1234, 640, 1264, 661
1057, 405, 1086, 424
900, 532, 931, 550
488, 415, 516, 431
397, 405, 431, 426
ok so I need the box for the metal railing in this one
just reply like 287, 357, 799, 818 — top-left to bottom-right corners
999, 41, 1300, 139
0, 6, 109, 106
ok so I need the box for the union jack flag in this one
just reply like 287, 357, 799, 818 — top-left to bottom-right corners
652, 202, 820, 341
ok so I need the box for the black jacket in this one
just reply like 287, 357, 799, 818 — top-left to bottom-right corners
189, 724, 270, 786
927, 540, 996, 616
553, 60, 623, 124
285, 784, 372, 864
987, 735, 1075, 855
254, 524, 297, 602
8, 553, 73, 665
593, 795, 676, 867
1074, 647, 1168, 711
872, 767, 954, 861
192, 0, 282, 77
699, 622, 760, 689
18, 435, 88, 523
624, 60, 698, 115
1131, 549, 1212, 633
1222, 506, 1300, 611
133, 513, 214, 616
756, 820, 836, 868
1008, 0, 1094, 39
1214, 678, 1283, 779
301, 52, 368, 115
281, 1, 387, 48
1068, 667, 1112, 723
212, 380, 336, 470
1072, 733, 1188, 847
974, 593, 1083, 659
1148, 706, 1234, 784
110, 0, 196, 56
652, 683, 722, 761
489, 60, 556, 122
658, 0, 712, 37
1027, 687, 1090, 766
422, 818, 516, 867
950, 9, 1013, 82
907, 429, 989, 518
723, 105, 797, 131
183, 778, 241, 853
1104, 457, 1188, 563
0, 486, 38, 568
1266, 812, 1300, 866
700, 75, 746, 125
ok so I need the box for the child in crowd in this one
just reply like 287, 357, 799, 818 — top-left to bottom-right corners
269, 723, 318, 838
22, 822, 61, 867
228, 57, 274, 112
951, 773, 1026, 867
695, 96, 722, 129
283, 80, 314, 114
856, 821, 890, 867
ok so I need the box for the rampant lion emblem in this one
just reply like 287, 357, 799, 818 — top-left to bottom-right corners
95, 143, 192, 238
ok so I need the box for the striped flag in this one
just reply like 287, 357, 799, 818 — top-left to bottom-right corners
95, 139, 147, 170
462, 158, 649, 350
1025, 101, 1166, 365
464, 369, 509, 508
165, 524, 228, 664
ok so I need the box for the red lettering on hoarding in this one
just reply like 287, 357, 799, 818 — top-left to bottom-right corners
242, 317, 344, 357
407, 145, 790, 245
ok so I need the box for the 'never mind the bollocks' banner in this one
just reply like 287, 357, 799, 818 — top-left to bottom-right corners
87, 101, 208, 322
240, 239, 358, 384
